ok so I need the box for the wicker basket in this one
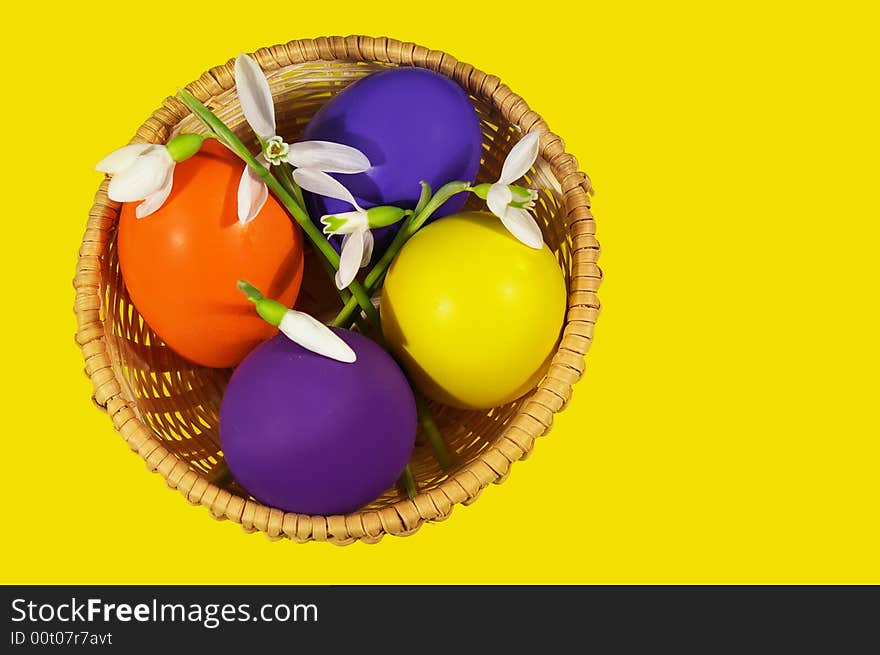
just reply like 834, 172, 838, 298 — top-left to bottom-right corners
74, 36, 601, 544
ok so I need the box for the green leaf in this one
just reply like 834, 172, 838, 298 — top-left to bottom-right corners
415, 392, 452, 470
407, 180, 471, 235
399, 465, 418, 499
414, 181, 432, 215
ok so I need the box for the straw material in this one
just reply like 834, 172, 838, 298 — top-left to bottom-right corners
74, 36, 601, 544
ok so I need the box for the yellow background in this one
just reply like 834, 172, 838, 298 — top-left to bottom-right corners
2, 1, 877, 584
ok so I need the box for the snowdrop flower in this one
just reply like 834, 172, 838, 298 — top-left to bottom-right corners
275, 307, 355, 363
473, 131, 544, 249
293, 169, 406, 290
238, 281, 355, 363
234, 53, 370, 223
95, 133, 204, 218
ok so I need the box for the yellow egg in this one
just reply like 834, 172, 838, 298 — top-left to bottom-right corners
381, 211, 567, 409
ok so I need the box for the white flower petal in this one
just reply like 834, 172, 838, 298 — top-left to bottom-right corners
279, 310, 356, 363
485, 183, 513, 219
234, 53, 276, 140
498, 131, 541, 185
135, 170, 174, 218
237, 162, 268, 224
287, 141, 370, 173
499, 206, 544, 249
335, 230, 365, 289
293, 168, 360, 210
107, 147, 173, 202
95, 143, 153, 174
360, 230, 374, 267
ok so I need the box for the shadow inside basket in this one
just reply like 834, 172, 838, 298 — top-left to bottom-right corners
99, 59, 572, 513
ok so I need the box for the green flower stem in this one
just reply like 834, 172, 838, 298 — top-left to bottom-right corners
273, 164, 339, 297
399, 464, 417, 499
237, 280, 263, 302
272, 161, 371, 335
291, 178, 306, 209
275, 162, 306, 218
331, 180, 472, 328
177, 88, 380, 329
414, 392, 452, 470
311, 250, 373, 336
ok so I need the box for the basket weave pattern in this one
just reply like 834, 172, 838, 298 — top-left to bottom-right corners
74, 36, 601, 544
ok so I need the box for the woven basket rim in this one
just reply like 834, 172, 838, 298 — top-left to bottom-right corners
74, 35, 601, 545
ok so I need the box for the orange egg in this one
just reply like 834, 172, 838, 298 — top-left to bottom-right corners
118, 139, 304, 368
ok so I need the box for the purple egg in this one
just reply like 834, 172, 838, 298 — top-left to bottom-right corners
219, 329, 416, 515
300, 67, 483, 261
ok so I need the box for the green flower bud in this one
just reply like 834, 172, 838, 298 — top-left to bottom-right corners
471, 183, 492, 200
255, 298, 288, 327
166, 133, 206, 163
366, 206, 407, 229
